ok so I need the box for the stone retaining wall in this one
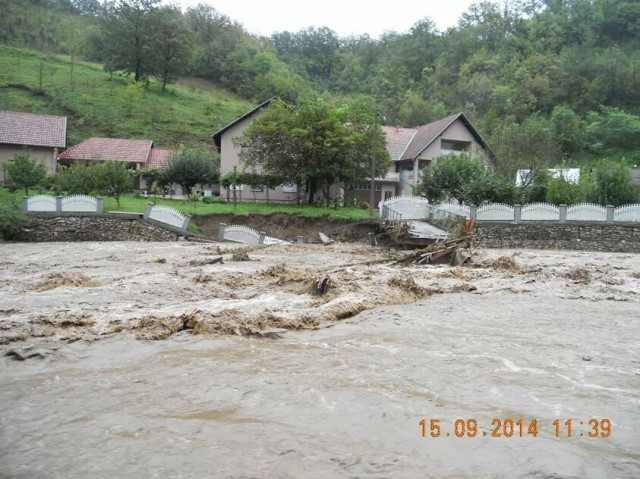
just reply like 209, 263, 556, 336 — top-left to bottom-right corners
18, 213, 188, 242
475, 222, 640, 253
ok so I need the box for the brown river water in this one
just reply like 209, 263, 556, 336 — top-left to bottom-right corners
1, 291, 639, 478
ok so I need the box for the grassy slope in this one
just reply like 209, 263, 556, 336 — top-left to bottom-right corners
0, 46, 377, 222
0, 188, 376, 221
0, 44, 252, 148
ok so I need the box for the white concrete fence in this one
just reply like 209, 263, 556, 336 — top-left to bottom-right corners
23, 195, 192, 231
218, 224, 291, 245
24, 195, 103, 214
380, 196, 640, 223
143, 203, 191, 230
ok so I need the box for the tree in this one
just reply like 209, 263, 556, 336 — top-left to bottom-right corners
0, 204, 28, 240
55, 161, 133, 206
93, 161, 134, 207
417, 153, 487, 204
102, 0, 161, 83
55, 163, 97, 195
6, 153, 47, 195
550, 105, 583, 159
489, 115, 560, 179
150, 6, 193, 90
585, 107, 640, 160
545, 174, 587, 205
235, 98, 391, 203
588, 160, 638, 206
165, 149, 218, 196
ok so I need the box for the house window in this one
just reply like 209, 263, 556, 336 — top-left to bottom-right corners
282, 182, 297, 193
441, 140, 470, 155
250, 186, 264, 192
344, 183, 382, 191
228, 184, 244, 191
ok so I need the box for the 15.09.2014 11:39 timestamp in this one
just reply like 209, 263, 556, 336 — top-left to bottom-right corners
419, 418, 612, 438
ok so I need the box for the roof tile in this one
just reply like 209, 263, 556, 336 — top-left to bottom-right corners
58, 137, 153, 163
146, 148, 171, 169
0, 111, 67, 148
382, 126, 418, 161
400, 114, 461, 161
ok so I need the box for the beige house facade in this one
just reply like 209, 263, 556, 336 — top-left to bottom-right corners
213, 98, 302, 203
0, 111, 67, 186
214, 102, 493, 206
370, 113, 492, 202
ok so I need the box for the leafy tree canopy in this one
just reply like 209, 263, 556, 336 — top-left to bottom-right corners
235, 98, 391, 203
165, 148, 219, 196
6, 153, 47, 195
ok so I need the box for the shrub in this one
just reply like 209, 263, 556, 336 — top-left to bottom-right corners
588, 160, 638, 206
5, 153, 47, 195
0, 204, 28, 240
202, 195, 225, 204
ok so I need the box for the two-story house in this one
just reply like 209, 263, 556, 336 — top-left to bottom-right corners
213, 101, 493, 205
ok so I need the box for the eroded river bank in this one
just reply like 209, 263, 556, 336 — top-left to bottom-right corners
1, 242, 639, 478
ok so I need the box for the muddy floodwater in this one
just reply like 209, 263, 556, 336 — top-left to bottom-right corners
0, 242, 639, 478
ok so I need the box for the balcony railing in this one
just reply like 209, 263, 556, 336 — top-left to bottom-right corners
366, 172, 400, 182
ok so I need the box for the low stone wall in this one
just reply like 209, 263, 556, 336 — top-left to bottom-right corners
18, 213, 189, 242
475, 221, 640, 253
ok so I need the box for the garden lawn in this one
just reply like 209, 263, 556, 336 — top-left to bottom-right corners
0, 189, 376, 221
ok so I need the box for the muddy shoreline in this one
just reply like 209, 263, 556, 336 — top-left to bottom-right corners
191, 213, 380, 243
1, 241, 639, 352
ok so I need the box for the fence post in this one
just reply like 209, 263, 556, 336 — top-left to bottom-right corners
427, 206, 434, 222
469, 204, 478, 221
258, 231, 266, 244
56, 196, 63, 213
606, 205, 614, 223
143, 202, 153, 220
22, 196, 29, 213
559, 204, 567, 223
514, 204, 522, 223
96, 196, 104, 214
218, 223, 227, 241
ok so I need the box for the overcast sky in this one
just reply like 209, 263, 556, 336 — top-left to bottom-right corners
174, 0, 478, 37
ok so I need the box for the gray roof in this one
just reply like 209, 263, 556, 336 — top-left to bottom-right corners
0, 111, 67, 148
212, 98, 275, 152
382, 113, 493, 162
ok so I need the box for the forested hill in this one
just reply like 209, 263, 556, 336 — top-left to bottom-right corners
1, 0, 639, 175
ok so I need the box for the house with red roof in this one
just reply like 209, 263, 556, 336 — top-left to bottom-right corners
57, 137, 172, 170
0, 111, 67, 186
376, 112, 494, 200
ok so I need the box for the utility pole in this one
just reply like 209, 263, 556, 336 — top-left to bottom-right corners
370, 108, 377, 216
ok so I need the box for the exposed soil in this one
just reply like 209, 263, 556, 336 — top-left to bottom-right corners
191, 213, 381, 243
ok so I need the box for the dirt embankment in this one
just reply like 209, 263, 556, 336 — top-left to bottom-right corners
192, 213, 381, 243
1, 241, 639, 350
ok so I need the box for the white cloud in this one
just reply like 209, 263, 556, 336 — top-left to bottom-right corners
174, 0, 476, 37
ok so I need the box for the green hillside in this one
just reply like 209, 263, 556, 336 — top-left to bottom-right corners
0, 44, 252, 148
